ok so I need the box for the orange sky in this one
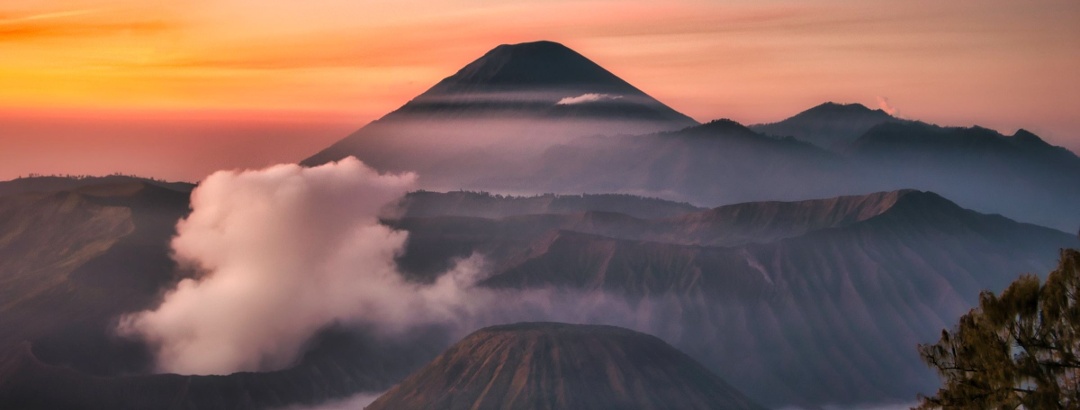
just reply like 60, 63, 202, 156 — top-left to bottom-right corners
2, 0, 1078, 182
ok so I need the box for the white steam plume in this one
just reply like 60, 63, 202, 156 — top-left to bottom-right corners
117, 158, 488, 375
875, 96, 899, 117
117, 157, 676, 376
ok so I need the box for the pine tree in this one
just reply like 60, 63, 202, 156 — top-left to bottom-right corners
917, 248, 1080, 409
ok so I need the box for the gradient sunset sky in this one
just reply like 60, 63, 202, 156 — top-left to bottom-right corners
2, 0, 1078, 182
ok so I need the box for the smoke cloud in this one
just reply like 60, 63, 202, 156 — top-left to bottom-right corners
116, 157, 676, 376
117, 158, 490, 374
876, 96, 899, 117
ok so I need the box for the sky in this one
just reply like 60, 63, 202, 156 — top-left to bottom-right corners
1, 0, 1078, 182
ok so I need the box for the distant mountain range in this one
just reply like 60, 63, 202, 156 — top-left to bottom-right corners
304, 41, 1079, 232
367, 322, 765, 410
536, 115, 1080, 232
751, 101, 901, 149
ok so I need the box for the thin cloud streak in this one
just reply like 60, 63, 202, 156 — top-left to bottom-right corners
0, 9, 100, 24
0, 6, 175, 42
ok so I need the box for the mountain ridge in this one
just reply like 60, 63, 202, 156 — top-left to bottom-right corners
751, 102, 901, 149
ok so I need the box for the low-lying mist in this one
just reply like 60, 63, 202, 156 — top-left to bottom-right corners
306, 113, 1080, 232
302, 115, 691, 192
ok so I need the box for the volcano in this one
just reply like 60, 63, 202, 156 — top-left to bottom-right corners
365, 322, 765, 410
382, 40, 696, 123
301, 41, 696, 189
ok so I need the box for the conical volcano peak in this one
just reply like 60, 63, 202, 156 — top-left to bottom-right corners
363, 40, 697, 126
427, 40, 643, 95
365, 322, 765, 410
302, 40, 698, 174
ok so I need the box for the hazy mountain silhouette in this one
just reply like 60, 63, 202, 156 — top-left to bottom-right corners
301, 41, 697, 189
524, 115, 1079, 231
300, 42, 1077, 232
528, 118, 850, 206
845, 121, 1080, 230
366, 322, 765, 410
751, 102, 901, 149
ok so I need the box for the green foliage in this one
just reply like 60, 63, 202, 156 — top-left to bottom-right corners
917, 249, 1080, 409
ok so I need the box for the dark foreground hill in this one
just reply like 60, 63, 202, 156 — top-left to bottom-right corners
366, 322, 764, 410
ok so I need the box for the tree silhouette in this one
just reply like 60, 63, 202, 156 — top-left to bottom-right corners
917, 248, 1080, 409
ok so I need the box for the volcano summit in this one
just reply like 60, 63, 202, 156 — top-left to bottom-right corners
302, 41, 697, 189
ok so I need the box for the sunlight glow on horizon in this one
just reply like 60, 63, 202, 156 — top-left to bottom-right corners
1, 0, 1078, 181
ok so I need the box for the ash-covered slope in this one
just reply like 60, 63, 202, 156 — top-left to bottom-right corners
366, 322, 764, 410
665, 189, 916, 245
0, 179, 191, 358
